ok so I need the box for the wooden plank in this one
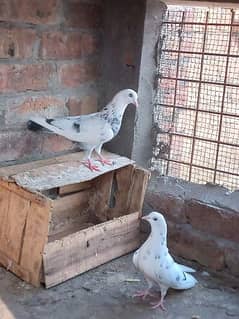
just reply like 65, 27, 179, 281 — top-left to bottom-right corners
0, 189, 30, 263
0, 249, 32, 285
0, 180, 50, 207
12, 153, 134, 192
89, 171, 114, 222
59, 181, 92, 196
0, 186, 10, 244
20, 201, 50, 286
51, 189, 91, 215
48, 222, 95, 242
128, 167, 151, 216
0, 150, 132, 178
43, 212, 141, 288
110, 165, 135, 219
50, 189, 92, 234
0, 152, 84, 177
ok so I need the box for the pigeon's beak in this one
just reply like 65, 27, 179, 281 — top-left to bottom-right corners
142, 215, 150, 221
135, 98, 139, 108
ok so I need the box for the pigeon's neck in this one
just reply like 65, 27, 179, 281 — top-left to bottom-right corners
148, 228, 168, 251
108, 102, 128, 119
100, 102, 128, 136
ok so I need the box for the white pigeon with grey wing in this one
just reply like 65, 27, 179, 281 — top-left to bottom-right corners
28, 89, 138, 171
133, 211, 197, 311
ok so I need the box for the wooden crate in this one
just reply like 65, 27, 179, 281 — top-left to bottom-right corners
0, 151, 150, 288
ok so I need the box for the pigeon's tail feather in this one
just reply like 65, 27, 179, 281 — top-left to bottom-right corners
28, 118, 56, 131
28, 116, 65, 135
27, 120, 43, 131
174, 272, 198, 290
177, 263, 196, 273
46, 118, 54, 124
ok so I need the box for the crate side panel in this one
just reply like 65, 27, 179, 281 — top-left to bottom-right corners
43, 212, 141, 288
59, 181, 93, 196
0, 189, 30, 263
129, 167, 151, 216
110, 165, 135, 219
0, 186, 10, 245
89, 171, 114, 222
0, 249, 32, 284
20, 201, 50, 286
0, 180, 49, 207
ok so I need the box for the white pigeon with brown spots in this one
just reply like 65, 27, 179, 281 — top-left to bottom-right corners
133, 211, 197, 310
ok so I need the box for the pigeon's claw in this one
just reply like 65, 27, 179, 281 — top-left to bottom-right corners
81, 159, 101, 172
150, 299, 166, 311
133, 290, 156, 300
97, 157, 112, 166
95, 153, 113, 165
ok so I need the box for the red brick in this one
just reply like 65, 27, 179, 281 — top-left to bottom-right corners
185, 200, 239, 243
0, 64, 54, 93
41, 32, 81, 59
41, 134, 74, 154
81, 33, 99, 56
145, 191, 187, 223
168, 222, 225, 271
59, 62, 99, 88
0, 130, 74, 162
0, 130, 42, 162
40, 31, 98, 60
66, 95, 98, 116
0, 0, 59, 25
5, 96, 66, 125
0, 28, 36, 59
64, 2, 102, 29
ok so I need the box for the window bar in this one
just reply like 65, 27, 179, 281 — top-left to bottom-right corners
169, 133, 239, 148
161, 77, 239, 88
164, 21, 239, 27
188, 11, 209, 181
158, 103, 239, 119
155, 7, 239, 189
162, 49, 239, 58
165, 11, 185, 175
213, 9, 235, 184
166, 158, 239, 177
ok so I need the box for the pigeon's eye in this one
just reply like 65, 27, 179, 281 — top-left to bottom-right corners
128, 93, 133, 98
153, 217, 158, 221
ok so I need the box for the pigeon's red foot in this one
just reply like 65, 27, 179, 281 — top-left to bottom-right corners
81, 159, 101, 172
150, 299, 166, 311
133, 290, 156, 300
97, 156, 113, 166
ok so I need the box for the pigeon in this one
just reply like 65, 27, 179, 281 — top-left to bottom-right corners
27, 89, 138, 171
133, 211, 197, 311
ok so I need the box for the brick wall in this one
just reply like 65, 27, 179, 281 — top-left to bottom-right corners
0, 0, 102, 163
145, 176, 239, 278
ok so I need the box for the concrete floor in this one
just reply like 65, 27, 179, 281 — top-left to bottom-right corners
0, 254, 239, 319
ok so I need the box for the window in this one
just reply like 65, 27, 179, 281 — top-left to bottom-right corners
152, 6, 239, 190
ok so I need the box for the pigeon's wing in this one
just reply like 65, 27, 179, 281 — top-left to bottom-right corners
133, 249, 140, 269
29, 115, 114, 145
33, 113, 99, 132
153, 253, 198, 290
175, 263, 196, 273
73, 115, 114, 145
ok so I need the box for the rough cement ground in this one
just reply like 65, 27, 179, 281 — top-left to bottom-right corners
0, 254, 239, 319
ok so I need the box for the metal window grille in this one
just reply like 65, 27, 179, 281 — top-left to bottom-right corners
152, 6, 239, 190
